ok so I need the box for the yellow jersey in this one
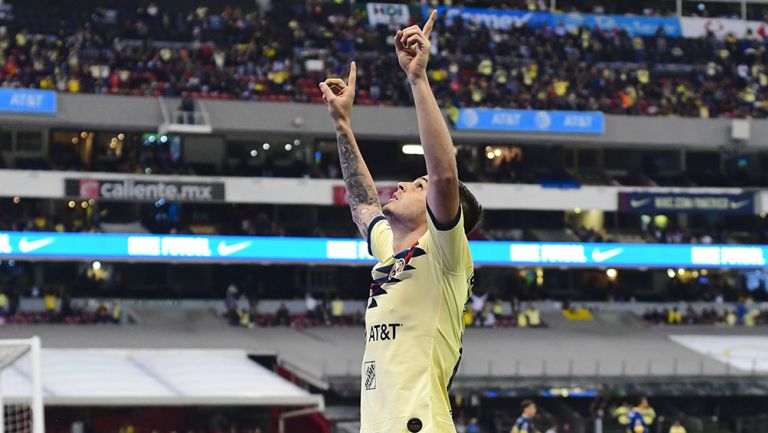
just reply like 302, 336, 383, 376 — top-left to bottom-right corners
361, 209, 474, 433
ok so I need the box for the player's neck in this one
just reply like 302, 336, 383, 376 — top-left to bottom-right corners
390, 221, 427, 253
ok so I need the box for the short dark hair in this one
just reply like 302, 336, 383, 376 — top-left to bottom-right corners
521, 399, 535, 411
458, 181, 482, 235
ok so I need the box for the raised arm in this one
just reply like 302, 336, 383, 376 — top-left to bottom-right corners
319, 62, 384, 238
396, 11, 460, 226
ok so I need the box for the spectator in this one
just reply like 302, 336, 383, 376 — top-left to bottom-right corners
177, 95, 196, 124
97, 302, 111, 323
305, 292, 318, 322
613, 401, 631, 428
0, 290, 8, 317
526, 305, 542, 327
239, 308, 253, 328
248, 298, 259, 325
111, 300, 122, 324
44, 291, 59, 320
745, 308, 759, 327
330, 295, 344, 325
454, 416, 467, 433
492, 299, 505, 317
225, 283, 239, 326
276, 302, 290, 326
466, 418, 481, 433
667, 307, 683, 324
669, 421, 687, 433
517, 308, 529, 328
225, 283, 238, 308
470, 292, 488, 326
483, 308, 496, 327
60, 292, 73, 319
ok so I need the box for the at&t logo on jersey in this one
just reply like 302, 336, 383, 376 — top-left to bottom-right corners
366, 323, 402, 342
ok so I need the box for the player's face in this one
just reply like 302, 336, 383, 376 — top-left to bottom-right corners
526, 404, 537, 417
383, 176, 429, 224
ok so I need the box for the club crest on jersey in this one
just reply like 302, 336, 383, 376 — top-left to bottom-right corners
368, 245, 426, 309
389, 258, 406, 279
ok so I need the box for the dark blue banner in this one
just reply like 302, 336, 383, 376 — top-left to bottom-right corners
425, 6, 682, 37
0, 88, 56, 115
550, 13, 682, 37
456, 108, 605, 134
430, 6, 551, 30
619, 192, 755, 215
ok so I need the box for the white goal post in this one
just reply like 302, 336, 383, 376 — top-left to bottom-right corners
0, 337, 44, 433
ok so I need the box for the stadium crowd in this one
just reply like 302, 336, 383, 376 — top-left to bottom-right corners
642, 301, 768, 326
3, 2, 768, 118
0, 287, 123, 324
224, 285, 546, 329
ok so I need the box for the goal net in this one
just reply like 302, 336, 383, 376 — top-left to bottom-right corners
0, 338, 44, 433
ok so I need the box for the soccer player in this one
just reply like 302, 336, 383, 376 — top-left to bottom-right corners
511, 400, 537, 433
627, 397, 650, 433
319, 10, 481, 433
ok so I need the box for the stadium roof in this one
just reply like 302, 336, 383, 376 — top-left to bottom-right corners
0, 348, 323, 407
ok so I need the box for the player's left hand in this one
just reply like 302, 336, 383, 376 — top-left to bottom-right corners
395, 9, 437, 85
319, 61, 357, 129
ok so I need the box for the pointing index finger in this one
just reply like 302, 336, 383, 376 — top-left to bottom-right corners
348, 61, 357, 89
422, 9, 437, 37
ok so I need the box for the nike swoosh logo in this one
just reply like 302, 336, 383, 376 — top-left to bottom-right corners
730, 200, 751, 210
630, 199, 650, 208
591, 248, 623, 263
217, 241, 251, 257
18, 237, 54, 253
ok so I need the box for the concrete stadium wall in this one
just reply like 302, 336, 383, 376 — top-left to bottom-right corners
0, 93, 766, 150
0, 169, 750, 210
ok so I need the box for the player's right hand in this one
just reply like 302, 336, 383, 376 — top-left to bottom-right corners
319, 61, 357, 129
395, 10, 436, 85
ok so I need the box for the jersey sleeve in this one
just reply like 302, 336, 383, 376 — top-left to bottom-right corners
515, 418, 530, 433
426, 205, 471, 273
367, 216, 393, 262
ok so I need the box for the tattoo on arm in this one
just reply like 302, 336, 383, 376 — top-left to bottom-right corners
337, 130, 383, 238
